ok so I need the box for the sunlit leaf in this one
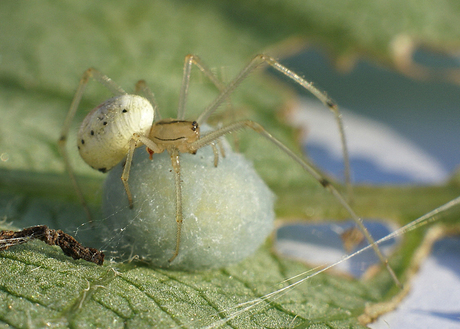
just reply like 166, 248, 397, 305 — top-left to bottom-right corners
0, 1, 459, 327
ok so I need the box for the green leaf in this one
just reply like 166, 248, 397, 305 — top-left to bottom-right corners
0, 233, 378, 328
189, 0, 460, 65
0, 1, 460, 328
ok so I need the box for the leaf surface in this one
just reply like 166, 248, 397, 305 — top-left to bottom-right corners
0, 1, 459, 328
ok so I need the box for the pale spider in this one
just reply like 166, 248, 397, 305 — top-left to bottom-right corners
58, 54, 399, 286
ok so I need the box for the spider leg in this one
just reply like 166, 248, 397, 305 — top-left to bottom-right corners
177, 54, 234, 121
217, 138, 226, 159
189, 120, 402, 288
122, 134, 162, 209
211, 142, 219, 167
58, 68, 127, 221
135, 80, 161, 120
196, 54, 352, 201
121, 138, 138, 209
202, 137, 226, 167
168, 148, 183, 263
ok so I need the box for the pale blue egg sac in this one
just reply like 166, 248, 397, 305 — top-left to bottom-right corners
102, 139, 275, 271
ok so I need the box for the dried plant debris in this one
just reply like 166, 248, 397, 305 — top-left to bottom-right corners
0, 225, 104, 265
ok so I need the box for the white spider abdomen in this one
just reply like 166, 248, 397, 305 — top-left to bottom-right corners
77, 94, 154, 172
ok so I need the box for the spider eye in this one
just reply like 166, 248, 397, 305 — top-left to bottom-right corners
191, 121, 198, 131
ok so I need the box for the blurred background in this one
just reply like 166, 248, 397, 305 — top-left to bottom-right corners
1, 1, 460, 328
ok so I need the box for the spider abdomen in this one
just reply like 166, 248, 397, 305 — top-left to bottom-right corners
77, 94, 154, 172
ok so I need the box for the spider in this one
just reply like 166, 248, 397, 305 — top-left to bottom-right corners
58, 54, 400, 286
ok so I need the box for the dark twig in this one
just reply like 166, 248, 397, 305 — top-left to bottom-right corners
0, 225, 104, 265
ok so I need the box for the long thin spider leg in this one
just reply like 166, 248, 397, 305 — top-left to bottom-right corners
189, 120, 401, 288
196, 54, 352, 200
121, 138, 138, 209
58, 68, 127, 221
168, 149, 183, 263
265, 57, 351, 200
177, 55, 195, 120
135, 80, 161, 120
210, 142, 219, 167
121, 134, 162, 209
177, 54, 234, 121
58, 69, 94, 221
